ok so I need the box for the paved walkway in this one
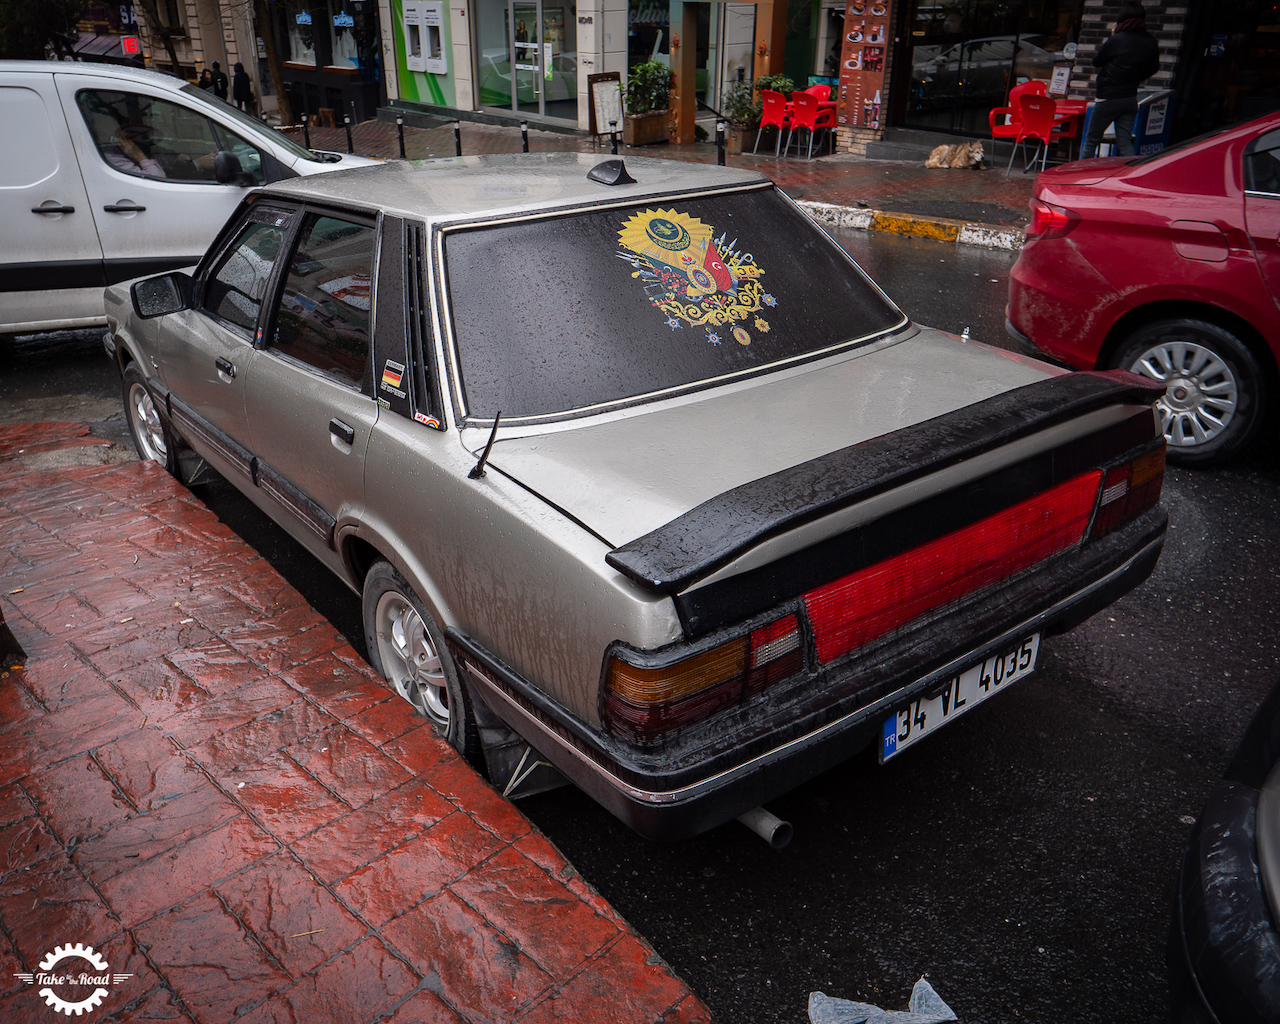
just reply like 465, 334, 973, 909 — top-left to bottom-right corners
0, 423, 708, 1024
286, 117, 1037, 247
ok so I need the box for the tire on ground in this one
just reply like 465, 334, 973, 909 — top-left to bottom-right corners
121, 361, 178, 474
1112, 318, 1269, 467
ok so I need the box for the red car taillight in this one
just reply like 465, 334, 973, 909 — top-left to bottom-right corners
602, 613, 803, 744
1026, 198, 1080, 240
1089, 447, 1165, 540
804, 470, 1103, 664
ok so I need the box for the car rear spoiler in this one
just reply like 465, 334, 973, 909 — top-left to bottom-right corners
605, 369, 1165, 595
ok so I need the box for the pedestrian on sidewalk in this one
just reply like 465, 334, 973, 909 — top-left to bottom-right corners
210, 61, 229, 102
1080, 3, 1159, 159
198, 68, 214, 93
232, 62, 252, 112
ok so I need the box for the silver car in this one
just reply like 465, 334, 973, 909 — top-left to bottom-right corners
105, 153, 1168, 840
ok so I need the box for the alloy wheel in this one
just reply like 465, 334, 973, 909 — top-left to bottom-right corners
1127, 340, 1238, 449
373, 590, 450, 728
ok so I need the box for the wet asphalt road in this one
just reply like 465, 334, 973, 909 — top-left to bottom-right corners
4, 230, 1278, 1024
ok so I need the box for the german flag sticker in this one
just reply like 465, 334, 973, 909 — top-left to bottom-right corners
381, 360, 405, 389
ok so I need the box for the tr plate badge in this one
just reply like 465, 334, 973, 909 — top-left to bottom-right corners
617, 209, 775, 346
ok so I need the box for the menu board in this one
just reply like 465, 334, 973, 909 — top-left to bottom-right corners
837, 0, 891, 129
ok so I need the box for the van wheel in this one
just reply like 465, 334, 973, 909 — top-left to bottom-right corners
1113, 319, 1267, 466
362, 561, 481, 763
122, 363, 178, 474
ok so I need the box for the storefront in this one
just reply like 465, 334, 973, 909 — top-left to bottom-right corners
268, 0, 387, 122
893, 0, 1085, 136
472, 0, 579, 122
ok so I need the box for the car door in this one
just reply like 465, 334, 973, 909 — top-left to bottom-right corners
157, 203, 296, 488
1244, 126, 1280, 309
53, 73, 260, 282
0, 71, 104, 328
244, 208, 380, 568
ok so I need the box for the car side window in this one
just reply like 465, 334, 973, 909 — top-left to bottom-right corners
202, 210, 292, 333
268, 213, 376, 389
1246, 128, 1280, 196
75, 89, 242, 184
210, 121, 264, 181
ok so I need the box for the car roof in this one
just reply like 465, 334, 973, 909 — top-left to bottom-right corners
253, 152, 770, 224
0, 59, 190, 92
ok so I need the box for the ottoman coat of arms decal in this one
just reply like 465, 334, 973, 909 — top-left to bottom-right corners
616, 209, 775, 346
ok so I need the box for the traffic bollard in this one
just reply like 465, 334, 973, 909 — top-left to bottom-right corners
716, 120, 726, 165
301, 112, 310, 150
344, 114, 353, 154
521, 120, 529, 153
454, 120, 462, 156
609, 119, 618, 155
396, 116, 405, 158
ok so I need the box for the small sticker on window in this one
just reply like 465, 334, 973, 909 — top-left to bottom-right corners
413, 411, 440, 428
380, 359, 407, 398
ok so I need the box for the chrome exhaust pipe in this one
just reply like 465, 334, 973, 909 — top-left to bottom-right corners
737, 806, 792, 849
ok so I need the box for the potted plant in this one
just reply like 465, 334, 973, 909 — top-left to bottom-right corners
721, 79, 758, 155
624, 60, 672, 146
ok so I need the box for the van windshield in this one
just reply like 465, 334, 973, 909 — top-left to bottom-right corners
179, 84, 323, 163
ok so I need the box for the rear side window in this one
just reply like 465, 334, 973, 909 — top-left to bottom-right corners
203, 209, 292, 332
444, 186, 904, 420
1246, 128, 1280, 195
269, 213, 376, 389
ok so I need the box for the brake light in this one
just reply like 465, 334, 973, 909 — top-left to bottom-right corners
804, 470, 1102, 664
602, 614, 803, 744
1026, 198, 1079, 240
1090, 446, 1165, 540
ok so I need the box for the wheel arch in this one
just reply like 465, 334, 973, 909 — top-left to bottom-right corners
1099, 300, 1279, 393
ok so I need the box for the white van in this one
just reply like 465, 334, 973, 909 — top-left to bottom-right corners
0, 60, 376, 336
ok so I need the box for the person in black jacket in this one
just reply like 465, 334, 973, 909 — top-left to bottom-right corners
1081, 3, 1160, 158
210, 61, 229, 102
232, 62, 252, 111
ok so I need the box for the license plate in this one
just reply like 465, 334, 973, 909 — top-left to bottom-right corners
880, 634, 1040, 762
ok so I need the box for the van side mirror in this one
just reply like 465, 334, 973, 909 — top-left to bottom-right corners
131, 271, 193, 319
214, 150, 257, 186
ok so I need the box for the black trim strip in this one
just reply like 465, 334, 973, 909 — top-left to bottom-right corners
0, 260, 106, 292
255, 461, 336, 548
104, 256, 201, 286
606, 370, 1165, 594
167, 394, 256, 484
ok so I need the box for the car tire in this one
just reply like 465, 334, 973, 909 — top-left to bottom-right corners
1112, 319, 1268, 467
122, 362, 178, 474
362, 561, 482, 764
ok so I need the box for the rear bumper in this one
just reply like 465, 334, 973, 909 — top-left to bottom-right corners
448, 510, 1166, 841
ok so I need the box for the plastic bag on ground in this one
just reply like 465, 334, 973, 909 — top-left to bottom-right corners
809, 977, 958, 1024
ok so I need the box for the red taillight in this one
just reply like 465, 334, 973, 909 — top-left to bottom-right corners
602, 614, 803, 744
1026, 198, 1079, 240
804, 471, 1102, 664
1090, 447, 1165, 540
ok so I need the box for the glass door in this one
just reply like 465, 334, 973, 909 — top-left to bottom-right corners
474, 0, 578, 123
512, 1, 542, 116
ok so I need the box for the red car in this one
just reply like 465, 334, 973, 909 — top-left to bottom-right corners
1007, 111, 1280, 465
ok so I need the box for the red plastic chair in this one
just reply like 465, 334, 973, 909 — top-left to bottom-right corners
784, 91, 836, 160
803, 84, 831, 101
753, 90, 791, 156
989, 80, 1046, 144
1006, 93, 1060, 176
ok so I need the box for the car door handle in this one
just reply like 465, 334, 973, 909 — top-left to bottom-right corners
215, 357, 236, 379
31, 205, 75, 214
103, 202, 147, 213
329, 419, 355, 446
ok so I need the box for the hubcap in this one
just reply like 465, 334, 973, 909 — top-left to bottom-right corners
1127, 340, 1238, 448
128, 383, 168, 463
374, 591, 449, 728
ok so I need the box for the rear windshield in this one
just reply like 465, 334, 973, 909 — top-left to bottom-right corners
443, 187, 904, 420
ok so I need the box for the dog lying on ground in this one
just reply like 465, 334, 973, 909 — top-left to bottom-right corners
925, 141, 984, 169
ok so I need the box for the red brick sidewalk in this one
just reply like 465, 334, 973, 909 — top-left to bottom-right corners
0, 423, 709, 1024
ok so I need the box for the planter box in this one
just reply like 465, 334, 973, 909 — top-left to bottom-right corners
728, 127, 750, 155
623, 110, 669, 147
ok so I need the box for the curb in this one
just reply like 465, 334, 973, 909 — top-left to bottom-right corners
798, 200, 1025, 251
